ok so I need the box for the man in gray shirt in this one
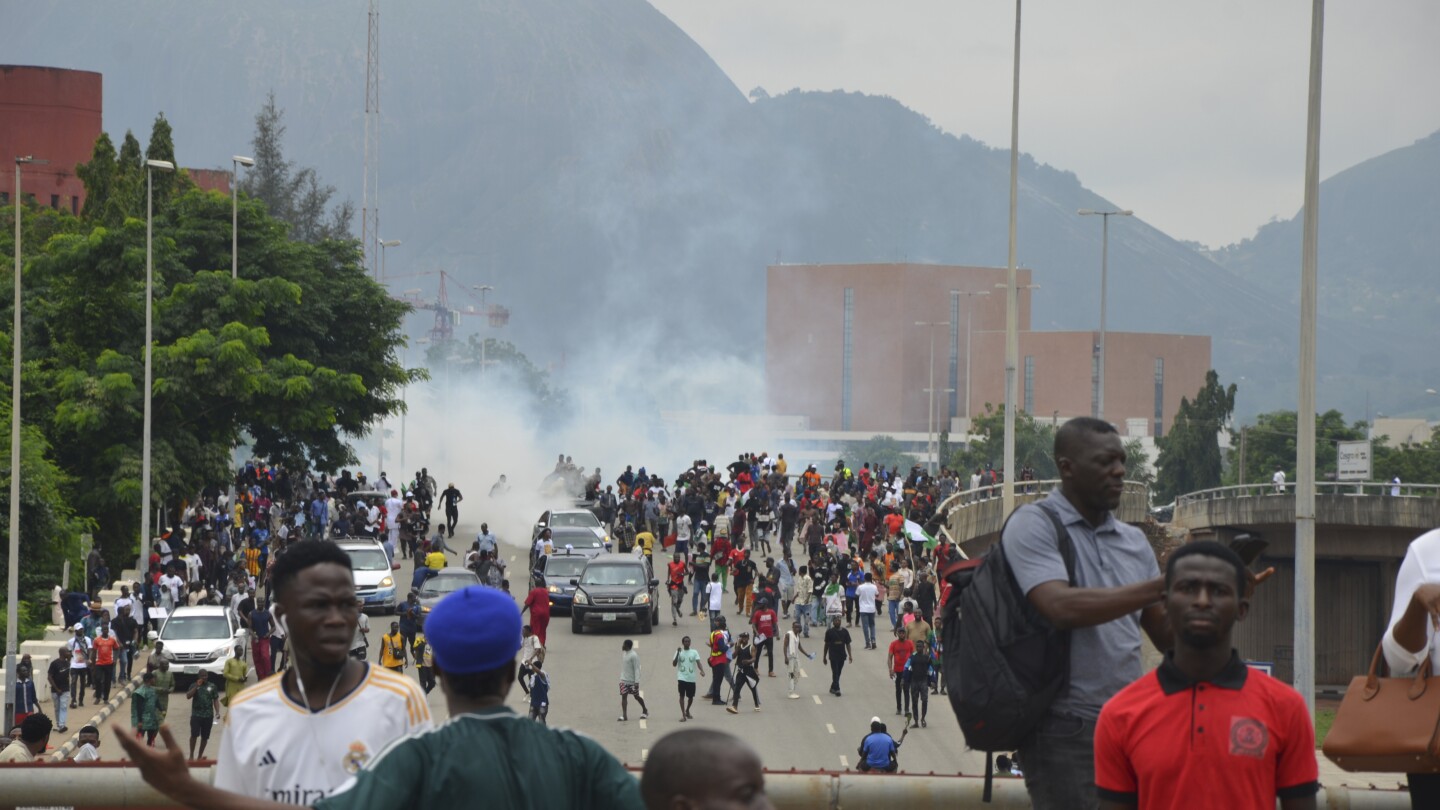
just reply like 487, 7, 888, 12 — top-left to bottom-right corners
618, 638, 650, 722
1002, 417, 1170, 810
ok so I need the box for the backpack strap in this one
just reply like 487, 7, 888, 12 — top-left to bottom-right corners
1030, 501, 1078, 587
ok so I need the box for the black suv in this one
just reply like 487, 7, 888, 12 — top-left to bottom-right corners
569, 554, 659, 634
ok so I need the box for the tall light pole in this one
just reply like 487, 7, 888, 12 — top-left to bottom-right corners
230, 156, 254, 279
915, 322, 955, 473
1001, 0, 1023, 519
956, 290, 990, 426
376, 240, 401, 476
1077, 208, 1133, 421
1294, 0, 1326, 719
474, 285, 494, 378
5, 155, 45, 727
379, 239, 401, 283
141, 159, 174, 574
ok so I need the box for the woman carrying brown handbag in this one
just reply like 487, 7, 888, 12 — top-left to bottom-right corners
1383, 527, 1440, 808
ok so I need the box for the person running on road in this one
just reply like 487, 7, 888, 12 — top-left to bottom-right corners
672, 636, 706, 722
726, 632, 761, 713
528, 659, 550, 727
782, 621, 813, 700
618, 639, 649, 722
704, 572, 725, 629
822, 615, 853, 697
520, 575, 551, 646
666, 553, 687, 626
439, 483, 463, 538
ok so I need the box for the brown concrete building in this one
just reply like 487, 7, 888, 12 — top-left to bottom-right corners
766, 262, 1210, 439
0, 65, 103, 214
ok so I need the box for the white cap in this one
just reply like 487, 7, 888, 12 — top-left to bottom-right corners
870, 715, 882, 724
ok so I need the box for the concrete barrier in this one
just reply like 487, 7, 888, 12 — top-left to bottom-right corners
0, 765, 1413, 808
48, 671, 144, 761
0, 653, 54, 700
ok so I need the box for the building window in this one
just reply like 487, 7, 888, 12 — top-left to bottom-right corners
948, 291, 960, 421
0, 191, 7, 204
71, 196, 79, 215
1153, 358, 1165, 437
842, 288, 854, 430
50, 194, 60, 210
1024, 356, 1035, 414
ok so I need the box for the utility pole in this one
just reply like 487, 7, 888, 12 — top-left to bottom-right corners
1238, 426, 1247, 486
1001, 0, 1022, 519
361, 0, 381, 281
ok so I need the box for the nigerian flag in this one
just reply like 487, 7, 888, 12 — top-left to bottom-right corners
903, 519, 939, 550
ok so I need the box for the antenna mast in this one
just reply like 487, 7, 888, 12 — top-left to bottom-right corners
362, 0, 381, 280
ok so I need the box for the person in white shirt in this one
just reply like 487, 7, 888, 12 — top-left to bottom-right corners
1272, 466, 1286, 493
200, 540, 430, 802
384, 490, 404, 554
1383, 527, 1440, 803
782, 620, 813, 699
519, 625, 545, 694
675, 514, 693, 555
705, 573, 725, 627
159, 572, 185, 610
855, 574, 881, 650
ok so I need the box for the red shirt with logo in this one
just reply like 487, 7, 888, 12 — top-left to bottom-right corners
751, 609, 777, 643
1095, 651, 1319, 810
92, 635, 119, 667
888, 639, 914, 674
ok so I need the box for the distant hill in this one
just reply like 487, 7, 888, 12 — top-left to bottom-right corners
2, 0, 1431, 418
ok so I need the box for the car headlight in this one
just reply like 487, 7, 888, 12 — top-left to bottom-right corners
379, 576, 394, 588
422, 605, 431, 613
573, 591, 589, 605
633, 592, 650, 605
161, 648, 176, 660
548, 585, 561, 594
211, 645, 232, 661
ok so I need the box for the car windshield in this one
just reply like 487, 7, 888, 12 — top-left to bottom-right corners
347, 548, 390, 572
581, 564, 644, 587
420, 575, 476, 597
556, 532, 603, 549
551, 512, 600, 529
160, 615, 231, 641
544, 559, 588, 578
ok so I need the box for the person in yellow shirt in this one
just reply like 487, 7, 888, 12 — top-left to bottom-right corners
378, 622, 406, 673
776, 454, 788, 478
635, 530, 656, 561
424, 546, 446, 570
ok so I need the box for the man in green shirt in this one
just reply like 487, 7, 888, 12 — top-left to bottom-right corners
151, 658, 175, 722
186, 669, 221, 759
117, 585, 643, 810
130, 671, 161, 747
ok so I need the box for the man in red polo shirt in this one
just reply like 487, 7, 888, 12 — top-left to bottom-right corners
1095, 541, 1317, 810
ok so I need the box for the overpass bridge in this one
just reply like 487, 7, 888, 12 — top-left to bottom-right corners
939, 479, 1439, 686
1172, 481, 1440, 685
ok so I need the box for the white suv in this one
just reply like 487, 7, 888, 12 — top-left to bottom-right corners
338, 537, 399, 614
151, 605, 250, 688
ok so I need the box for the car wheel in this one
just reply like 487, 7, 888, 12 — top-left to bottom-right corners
572, 614, 583, 634
652, 605, 659, 626
640, 612, 653, 635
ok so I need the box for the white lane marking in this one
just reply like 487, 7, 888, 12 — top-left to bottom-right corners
510, 555, 516, 562
799, 668, 807, 678
839, 755, 849, 769
639, 719, 648, 730
812, 695, 822, 705
825, 723, 836, 735
641, 748, 649, 761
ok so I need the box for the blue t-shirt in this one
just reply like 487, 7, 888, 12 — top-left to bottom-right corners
530, 672, 550, 706
249, 608, 272, 639
860, 732, 897, 768
845, 571, 862, 598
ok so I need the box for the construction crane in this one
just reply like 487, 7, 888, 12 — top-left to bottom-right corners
389, 270, 510, 345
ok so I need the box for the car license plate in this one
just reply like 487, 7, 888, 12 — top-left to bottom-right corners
602, 613, 617, 622
184, 666, 199, 674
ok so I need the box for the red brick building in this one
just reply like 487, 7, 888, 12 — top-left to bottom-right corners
766, 262, 1210, 439
0, 65, 102, 214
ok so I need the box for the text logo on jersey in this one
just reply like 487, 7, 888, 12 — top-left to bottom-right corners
258, 750, 277, 767
343, 740, 371, 774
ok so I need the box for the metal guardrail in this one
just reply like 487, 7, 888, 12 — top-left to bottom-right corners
937, 480, 1150, 515
0, 765, 1412, 809
1175, 481, 1440, 509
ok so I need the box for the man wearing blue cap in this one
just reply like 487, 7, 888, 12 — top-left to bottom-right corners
116, 584, 642, 809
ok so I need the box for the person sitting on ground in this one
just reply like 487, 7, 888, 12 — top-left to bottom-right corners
857, 717, 901, 773
640, 727, 773, 810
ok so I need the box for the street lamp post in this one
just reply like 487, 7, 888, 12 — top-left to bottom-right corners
915, 322, 955, 473
1001, 0, 1023, 519
230, 156, 254, 279
141, 159, 175, 575
5, 155, 46, 726
956, 290, 991, 426
1077, 208, 1133, 422
376, 240, 401, 474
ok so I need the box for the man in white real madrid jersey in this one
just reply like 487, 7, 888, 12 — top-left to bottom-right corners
190, 540, 431, 802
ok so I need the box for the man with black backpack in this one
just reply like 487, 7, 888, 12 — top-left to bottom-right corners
948, 417, 1174, 810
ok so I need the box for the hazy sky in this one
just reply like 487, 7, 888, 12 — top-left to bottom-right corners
650, 0, 1440, 249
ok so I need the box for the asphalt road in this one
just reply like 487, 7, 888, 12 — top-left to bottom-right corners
82, 517, 988, 777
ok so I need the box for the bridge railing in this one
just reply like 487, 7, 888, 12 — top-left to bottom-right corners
1176, 481, 1440, 509
939, 479, 1151, 514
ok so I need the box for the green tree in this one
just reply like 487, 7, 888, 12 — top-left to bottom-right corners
947, 403, 1059, 480
1154, 370, 1236, 503
1373, 427, 1440, 484
847, 435, 916, 473
1228, 410, 1366, 485
1123, 437, 1156, 492
75, 132, 117, 221
241, 92, 353, 242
